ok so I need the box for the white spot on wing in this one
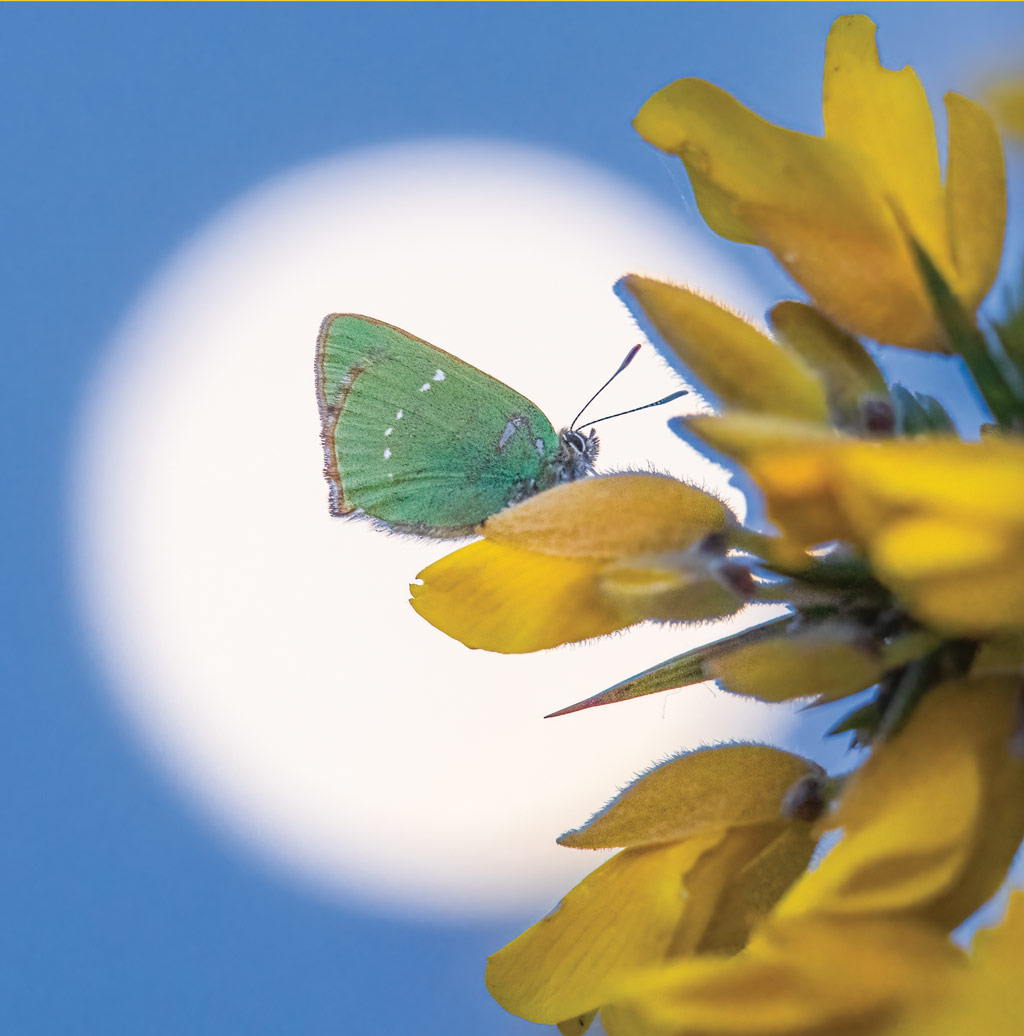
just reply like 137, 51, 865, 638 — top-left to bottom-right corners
383, 447, 392, 460
433, 370, 446, 381
385, 427, 393, 436
497, 415, 525, 451
535, 438, 545, 456
419, 383, 431, 392
396, 410, 403, 419
498, 421, 516, 450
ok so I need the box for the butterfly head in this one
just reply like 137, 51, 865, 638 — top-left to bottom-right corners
551, 426, 599, 485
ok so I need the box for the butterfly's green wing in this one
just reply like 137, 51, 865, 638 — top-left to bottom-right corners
316, 315, 561, 537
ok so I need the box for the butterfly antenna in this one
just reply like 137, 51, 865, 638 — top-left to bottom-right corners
582, 389, 689, 429
570, 344, 642, 431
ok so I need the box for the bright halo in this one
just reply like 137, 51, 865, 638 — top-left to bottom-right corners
73, 140, 784, 919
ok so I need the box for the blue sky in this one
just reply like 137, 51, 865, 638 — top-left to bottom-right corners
4, 4, 1024, 1035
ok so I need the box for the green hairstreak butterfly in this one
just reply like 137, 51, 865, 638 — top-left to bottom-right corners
315, 314, 684, 538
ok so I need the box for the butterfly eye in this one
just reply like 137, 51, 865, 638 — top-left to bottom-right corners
563, 431, 586, 453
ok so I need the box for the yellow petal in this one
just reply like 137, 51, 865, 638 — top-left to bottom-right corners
633, 77, 769, 246
602, 916, 961, 1036
779, 677, 1024, 928
834, 437, 1024, 535
768, 301, 888, 426
923, 678, 1024, 929
944, 93, 1006, 308
666, 824, 787, 957
685, 414, 854, 547
823, 16, 950, 278
598, 551, 749, 624
742, 195, 937, 352
486, 835, 720, 1025
898, 561, 1024, 636
708, 625, 883, 703
633, 18, 970, 350
559, 744, 821, 849
684, 413, 842, 462
895, 893, 1024, 1036
620, 276, 828, 421
692, 823, 818, 956
483, 473, 730, 559
873, 515, 1011, 579
777, 743, 980, 920
869, 515, 1024, 635
410, 540, 631, 653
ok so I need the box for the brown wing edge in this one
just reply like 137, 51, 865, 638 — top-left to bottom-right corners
314, 313, 361, 518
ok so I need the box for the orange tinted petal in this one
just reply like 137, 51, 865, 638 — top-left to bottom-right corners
483, 473, 730, 559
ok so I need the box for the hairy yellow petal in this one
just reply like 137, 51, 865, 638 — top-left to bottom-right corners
621, 276, 828, 421
559, 744, 820, 849
410, 540, 630, 653
708, 626, 883, 703
685, 414, 853, 547
483, 473, 730, 559
684, 413, 842, 462
768, 301, 888, 425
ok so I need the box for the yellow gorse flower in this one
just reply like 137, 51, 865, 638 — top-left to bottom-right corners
892, 892, 1024, 1036
486, 745, 822, 1034
633, 14, 1006, 352
576, 679, 1024, 1036
396, 14, 1024, 1035
686, 421, 1024, 635
410, 473, 741, 652
775, 678, 1024, 929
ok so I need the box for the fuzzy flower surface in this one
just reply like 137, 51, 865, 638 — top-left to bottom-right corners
398, 13, 1024, 1036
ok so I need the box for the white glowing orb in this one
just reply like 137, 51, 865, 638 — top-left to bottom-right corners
73, 141, 784, 918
